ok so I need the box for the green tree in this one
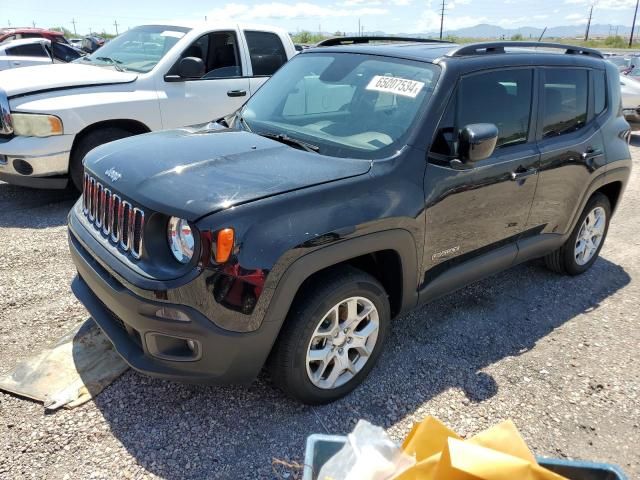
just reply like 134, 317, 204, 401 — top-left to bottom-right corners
510, 33, 524, 41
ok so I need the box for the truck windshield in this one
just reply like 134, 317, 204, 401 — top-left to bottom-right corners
240, 52, 439, 159
76, 25, 190, 73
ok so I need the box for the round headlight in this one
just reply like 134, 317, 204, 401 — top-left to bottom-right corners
167, 217, 195, 264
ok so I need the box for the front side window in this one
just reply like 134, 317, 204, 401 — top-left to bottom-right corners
242, 52, 439, 159
542, 68, 588, 137
52, 42, 81, 62
245, 31, 287, 76
431, 68, 533, 158
459, 69, 533, 148
7, 43, 48, 57
177, 31, 241, 79
76, 25, 190, 73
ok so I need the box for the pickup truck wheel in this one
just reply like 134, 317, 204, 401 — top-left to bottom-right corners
69, 128, 134, 191
544, 193, 611, 275
269, 267, 390, 404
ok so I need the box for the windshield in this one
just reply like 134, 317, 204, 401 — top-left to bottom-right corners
240, 52, 439, 159
76, 25, 190, 73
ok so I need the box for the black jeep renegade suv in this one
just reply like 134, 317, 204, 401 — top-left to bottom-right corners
68, 39, 632, 404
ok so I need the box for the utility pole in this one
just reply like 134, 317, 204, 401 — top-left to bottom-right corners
439, 0, 446, 40
630, 0, 639, 47
584, 4, 593, 41
32, 20, 36, 28
113, 20, 119, 35
358, 18, 361, 37
71, 18, 77, 35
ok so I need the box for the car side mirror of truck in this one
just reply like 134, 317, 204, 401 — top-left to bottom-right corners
165, 57, 205, 82
456, 123, 499, 165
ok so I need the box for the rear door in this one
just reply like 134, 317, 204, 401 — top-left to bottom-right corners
525, 67, 606, 237
422, 67, 540, 278
158, 29, 250, 128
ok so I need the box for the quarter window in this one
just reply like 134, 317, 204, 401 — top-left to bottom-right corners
244, 31, 287, 76
593, 70, 606, 115
542, 68, 588, 137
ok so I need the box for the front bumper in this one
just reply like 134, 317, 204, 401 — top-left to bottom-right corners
0, 134, 73, 188
623, 108, 640, 130
68, 225, 280, 385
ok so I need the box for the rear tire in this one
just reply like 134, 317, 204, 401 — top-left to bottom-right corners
268, 266, 390, 404
544, 193, 611, 275
69, 127, 134, 191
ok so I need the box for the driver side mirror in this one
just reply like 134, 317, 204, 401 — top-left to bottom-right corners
457, 123, 499, 164
165, 57, 205, 82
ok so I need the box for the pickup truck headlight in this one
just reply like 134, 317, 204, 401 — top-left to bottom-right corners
167, 217, 194, 264
11, 113, 63, 137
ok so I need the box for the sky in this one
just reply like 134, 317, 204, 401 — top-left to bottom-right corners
2, 0, 638, 36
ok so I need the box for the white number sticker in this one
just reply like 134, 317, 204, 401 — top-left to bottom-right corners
366, 75, 425, 98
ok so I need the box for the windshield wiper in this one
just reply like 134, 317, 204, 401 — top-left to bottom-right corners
258, 132, 320, 153
95, 56, 125, 72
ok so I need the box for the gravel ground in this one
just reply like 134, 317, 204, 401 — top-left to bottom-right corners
1, 140, 639, 479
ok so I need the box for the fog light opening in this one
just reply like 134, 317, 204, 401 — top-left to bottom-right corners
187, 340, 197, 353
12, 158, 33, 176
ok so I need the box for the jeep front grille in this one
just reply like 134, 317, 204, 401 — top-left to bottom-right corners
82, 173, 145, 259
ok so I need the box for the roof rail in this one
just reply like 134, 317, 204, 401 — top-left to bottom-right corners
316, 36, 453, 47
448, 41, 603, 59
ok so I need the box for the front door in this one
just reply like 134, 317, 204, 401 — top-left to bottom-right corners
158, 30, 250, 129
422, 68, 539, 285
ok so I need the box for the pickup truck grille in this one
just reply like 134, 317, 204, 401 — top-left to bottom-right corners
82, 173, 145, 259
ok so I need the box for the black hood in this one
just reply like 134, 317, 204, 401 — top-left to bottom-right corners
84, 127, 372, 220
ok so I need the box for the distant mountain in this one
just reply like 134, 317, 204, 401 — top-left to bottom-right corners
421, 23, 632, 39
340, 23, 632, 40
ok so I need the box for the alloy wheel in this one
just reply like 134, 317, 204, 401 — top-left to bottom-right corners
574, 206, 606, 266
305, 296, 380, 390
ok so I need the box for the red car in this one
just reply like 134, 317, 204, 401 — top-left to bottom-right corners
0, 28, 68, 45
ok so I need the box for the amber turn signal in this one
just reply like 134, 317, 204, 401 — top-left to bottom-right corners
215, 228, 235, 263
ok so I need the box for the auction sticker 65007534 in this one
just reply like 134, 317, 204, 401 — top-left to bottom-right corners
366, 75, 425, 98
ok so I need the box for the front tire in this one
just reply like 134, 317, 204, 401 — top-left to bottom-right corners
269, 267, 390, 404
69, 127, 134, 191
544, 193, 611, 275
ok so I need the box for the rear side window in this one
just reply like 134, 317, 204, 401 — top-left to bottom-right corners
542, 69, 588, 137
6, 43, 48, 57
244, 31, 287, 76
593, 70, 606, 115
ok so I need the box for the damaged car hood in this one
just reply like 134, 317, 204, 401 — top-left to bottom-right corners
84, 126, 372, 220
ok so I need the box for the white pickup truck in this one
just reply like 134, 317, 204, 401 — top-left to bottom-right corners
0, 23, 296, 189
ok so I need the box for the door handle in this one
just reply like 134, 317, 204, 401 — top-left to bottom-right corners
227, 89, 247, 98
510, 168, 537, 181
581, 147, 603, 161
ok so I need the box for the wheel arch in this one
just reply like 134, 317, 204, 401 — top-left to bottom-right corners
262, 229, 419, 342
70, 119, 151, 157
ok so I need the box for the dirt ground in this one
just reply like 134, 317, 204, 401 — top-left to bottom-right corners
0, 138, 638, 479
